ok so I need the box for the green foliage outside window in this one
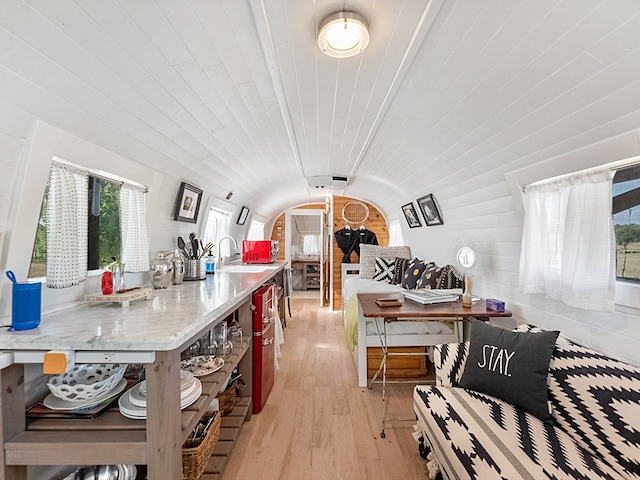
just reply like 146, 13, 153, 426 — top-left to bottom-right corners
29, 177, 121, 279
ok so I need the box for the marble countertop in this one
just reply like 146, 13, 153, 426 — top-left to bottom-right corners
0, 263, 284, 353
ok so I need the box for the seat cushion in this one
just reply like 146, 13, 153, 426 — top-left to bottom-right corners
414, 385, 624, 480
549, 343, 640, 479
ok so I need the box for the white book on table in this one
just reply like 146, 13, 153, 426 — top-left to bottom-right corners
403, 289, 460, 304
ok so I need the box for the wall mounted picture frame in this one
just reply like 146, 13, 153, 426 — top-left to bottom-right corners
401, 202, 422, 228
237, 206, 250, 225
173, 182, 203, 223
417, 193, 443, 226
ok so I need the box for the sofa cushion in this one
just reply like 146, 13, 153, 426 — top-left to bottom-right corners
414, 385, 623, 480
418, 263, 439, 289
372, 257, 395, 283
459, 320, 559, 424
435, 264, 465, 289
402, 257, 429, 289
391, 257, 409, 285
549, 343, 640, 479
359, 245, 411, 279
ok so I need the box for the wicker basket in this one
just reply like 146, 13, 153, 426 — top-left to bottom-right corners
182, 411, 221, 480
216, 381, 237, 416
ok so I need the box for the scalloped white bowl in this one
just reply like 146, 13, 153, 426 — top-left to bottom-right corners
47, 363, 127, 402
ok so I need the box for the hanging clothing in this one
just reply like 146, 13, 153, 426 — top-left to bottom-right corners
334, 226, 378, 263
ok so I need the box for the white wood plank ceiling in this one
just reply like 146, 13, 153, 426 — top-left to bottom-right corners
1, 0, 640, 220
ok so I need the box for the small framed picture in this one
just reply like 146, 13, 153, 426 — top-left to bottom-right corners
417, 194, 443, 226
401, 202, 422, 228
237, 206, 250, 225
173, 182, 203, 223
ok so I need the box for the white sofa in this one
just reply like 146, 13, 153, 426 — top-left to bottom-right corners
341, 264, 463, 387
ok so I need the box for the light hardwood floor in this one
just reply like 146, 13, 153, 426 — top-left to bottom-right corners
222, 296, 432, 479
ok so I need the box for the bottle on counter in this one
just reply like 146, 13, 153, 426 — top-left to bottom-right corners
205, 252, 215, 274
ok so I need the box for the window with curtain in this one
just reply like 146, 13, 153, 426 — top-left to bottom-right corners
519, 168, 616, 311
30, 160, 149, 286
388, 220, 404, 246
204, 208, 231, 258
302, 234, 321, 254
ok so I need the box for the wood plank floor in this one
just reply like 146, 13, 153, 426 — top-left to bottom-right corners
222, 297, 432, 480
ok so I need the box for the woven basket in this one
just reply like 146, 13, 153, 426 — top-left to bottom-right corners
182, 411, 221, 480
216, 381, 237, 416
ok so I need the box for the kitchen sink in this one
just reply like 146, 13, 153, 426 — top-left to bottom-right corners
219, 264, 279, 273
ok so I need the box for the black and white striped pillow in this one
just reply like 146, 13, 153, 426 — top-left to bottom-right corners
373, 257, 395, 283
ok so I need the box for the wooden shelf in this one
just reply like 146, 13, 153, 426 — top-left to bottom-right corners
8, 330, 254, 476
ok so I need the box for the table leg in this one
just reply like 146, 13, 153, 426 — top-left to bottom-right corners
0, 364, 27, 480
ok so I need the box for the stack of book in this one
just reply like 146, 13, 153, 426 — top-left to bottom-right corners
403, 289, 460, 305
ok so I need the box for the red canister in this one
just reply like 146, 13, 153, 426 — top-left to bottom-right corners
101, 271, 113, 294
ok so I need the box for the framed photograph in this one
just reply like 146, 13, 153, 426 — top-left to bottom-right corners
237, 206, 250, 225
401, 202, 422, 228
417, 194, 443, 226
173, 182, 203, 223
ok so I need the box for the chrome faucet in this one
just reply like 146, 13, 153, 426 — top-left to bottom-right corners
216, 236, 238, 267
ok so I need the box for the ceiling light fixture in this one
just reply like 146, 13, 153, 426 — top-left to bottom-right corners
318, 12, 369, 58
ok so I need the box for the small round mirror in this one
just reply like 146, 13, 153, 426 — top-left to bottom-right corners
456, 246, 476, 270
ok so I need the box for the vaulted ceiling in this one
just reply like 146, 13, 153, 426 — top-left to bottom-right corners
2, 0, 640, 222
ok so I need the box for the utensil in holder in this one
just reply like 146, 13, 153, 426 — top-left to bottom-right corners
184, 259, 206, 280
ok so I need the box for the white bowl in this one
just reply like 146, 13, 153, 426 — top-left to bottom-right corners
47, 364, 127, 402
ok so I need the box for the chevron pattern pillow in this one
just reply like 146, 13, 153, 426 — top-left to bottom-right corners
372, 257, 395, 283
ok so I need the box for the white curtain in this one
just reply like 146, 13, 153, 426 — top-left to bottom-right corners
46, 163, 88, 288
119, 185, 150, 273
303, 234, 321, 254
519, 168, 616, 311
205, 209, 231, 257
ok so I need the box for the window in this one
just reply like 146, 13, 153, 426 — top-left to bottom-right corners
247, 219, 265, 240
613, 164, 640, 282
204, 208, 232, 258
29, 175, 122, 279
388, 220, 404, 246
302, 234, 321, 254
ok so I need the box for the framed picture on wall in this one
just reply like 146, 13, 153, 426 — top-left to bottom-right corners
173, 182, 203, 223
417, 193, 443, 226
237, 206, 250, 225
401, 202, 422, 228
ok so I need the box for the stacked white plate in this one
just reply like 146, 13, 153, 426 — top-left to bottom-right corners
118, 370, 201, 419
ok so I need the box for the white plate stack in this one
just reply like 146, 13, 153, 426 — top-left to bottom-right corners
118, 370, 202, 419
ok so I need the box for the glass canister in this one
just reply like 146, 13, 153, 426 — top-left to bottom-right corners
111, 262, 125, 292
149, 251, 173, 289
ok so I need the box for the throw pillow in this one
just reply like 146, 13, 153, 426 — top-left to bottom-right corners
417, 262, 438, 288
402, 258, 429, 290
458, 319, 559, 424
372, 257, 395, 283
392, 257, 409, 285
435, 264, 465, 289
359, 245, 411, 279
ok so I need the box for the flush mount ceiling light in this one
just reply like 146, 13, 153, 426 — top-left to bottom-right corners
318, 12, 369, 58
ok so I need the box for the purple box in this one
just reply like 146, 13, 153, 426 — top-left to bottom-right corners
486, 298, 505, 312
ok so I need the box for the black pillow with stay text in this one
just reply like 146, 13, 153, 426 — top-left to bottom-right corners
459, 320, 559, 424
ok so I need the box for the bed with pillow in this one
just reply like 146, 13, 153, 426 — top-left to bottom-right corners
342, 245, 464, 387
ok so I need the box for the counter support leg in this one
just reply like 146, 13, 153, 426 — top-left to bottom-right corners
145, 350, 182, 479
0, 364, 27, 480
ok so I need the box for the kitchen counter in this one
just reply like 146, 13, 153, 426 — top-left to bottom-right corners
0, 261, 284, 480
0, 262, 284, 353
